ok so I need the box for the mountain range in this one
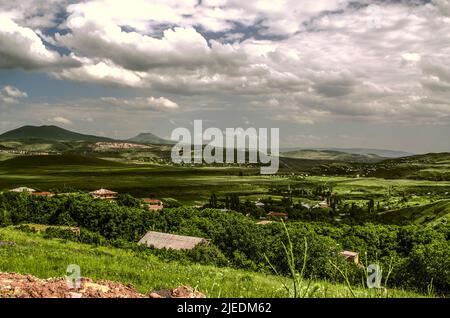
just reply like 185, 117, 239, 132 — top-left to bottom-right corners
280, 147, 413, 158
0, 125, 174, 145
280, 149, 386, 163
0, 125, 414, 160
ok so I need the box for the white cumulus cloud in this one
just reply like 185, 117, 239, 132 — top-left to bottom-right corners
100, 96, 179, 110
48, 116, 73, 125
0, 85, 28, 104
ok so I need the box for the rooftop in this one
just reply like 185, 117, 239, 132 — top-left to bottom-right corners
30, 192, 54, 196
143, 199, 162, 203
340, 251, 359, 258
257, 220, 273, 225
138, 231, 209, 250
10, 187, 36, 193
90, 189, 117, 195
267, 212, 288, 217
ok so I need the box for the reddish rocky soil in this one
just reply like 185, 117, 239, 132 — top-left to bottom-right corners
0, 272, 205, 298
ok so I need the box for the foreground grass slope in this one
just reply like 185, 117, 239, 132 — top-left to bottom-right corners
0, 228, 425, 298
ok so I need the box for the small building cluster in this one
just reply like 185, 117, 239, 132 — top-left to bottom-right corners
9, 187, 54, 197
8, 186, 165, 213
93, 142, 151, 150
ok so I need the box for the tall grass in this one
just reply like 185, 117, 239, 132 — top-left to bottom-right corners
264, 220, 311, 298
263, 222, 427, 299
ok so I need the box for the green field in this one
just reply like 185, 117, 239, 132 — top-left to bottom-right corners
1, 155, 450, 208
0, 155, 293, 204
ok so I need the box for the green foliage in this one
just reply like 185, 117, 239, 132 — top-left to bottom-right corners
0, 227, 425, 298
397, 240, 450, 293
116, 193, 141, 208
0, 192, 448, 295
187, 244, 230, 267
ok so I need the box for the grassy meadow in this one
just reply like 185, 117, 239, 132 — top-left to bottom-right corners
1, 155, 449, 206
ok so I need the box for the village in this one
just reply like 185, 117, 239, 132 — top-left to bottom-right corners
0, 149, 59, 156
4, 186, 361, 266
92, 142, 151, 150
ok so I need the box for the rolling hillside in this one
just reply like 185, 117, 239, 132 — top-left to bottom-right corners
0, 125, 113, 142
280, 148, 413, 158
368, 153, 450, 180
378, 199, 450, 225
0, 126, 176, 164
317, 148, 413, 158
0, 155, 125, 168
281, 149, 385, 163
0, 125, 172, 145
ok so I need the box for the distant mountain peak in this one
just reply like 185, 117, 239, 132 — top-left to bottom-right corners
127, 132, 174, 145
0, 125, 113, 142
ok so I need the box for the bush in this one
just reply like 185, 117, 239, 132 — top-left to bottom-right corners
187, 244, 229, 267
43, 227, 78, 240
397, 240, 450, 294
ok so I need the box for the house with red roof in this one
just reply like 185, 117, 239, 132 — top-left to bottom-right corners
267, 212, 288, 220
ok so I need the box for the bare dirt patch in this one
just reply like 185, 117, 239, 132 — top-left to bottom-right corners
0, 272, 205, 298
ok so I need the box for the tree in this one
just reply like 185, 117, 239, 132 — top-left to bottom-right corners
367, 199, 375, 214
116, 194, 141, 208
226, 194, 240, 211
209, 193, 218, 208
0, 209, 11, 226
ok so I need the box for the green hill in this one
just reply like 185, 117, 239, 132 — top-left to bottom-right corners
369, 153, 450, 180
379, 199, 450, 225
0, 125, 113, 142
281, 149, 385, 163
280, 148, 412, 158
381, 152, 450, 164
318, 148, 413, 158
127, 132, 174, 145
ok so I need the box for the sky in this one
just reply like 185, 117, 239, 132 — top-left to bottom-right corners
0, 0, 450, 153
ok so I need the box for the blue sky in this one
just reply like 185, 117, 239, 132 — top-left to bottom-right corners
0, 0, 449, 152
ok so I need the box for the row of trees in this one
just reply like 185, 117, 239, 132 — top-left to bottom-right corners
204, 192, 383, 223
